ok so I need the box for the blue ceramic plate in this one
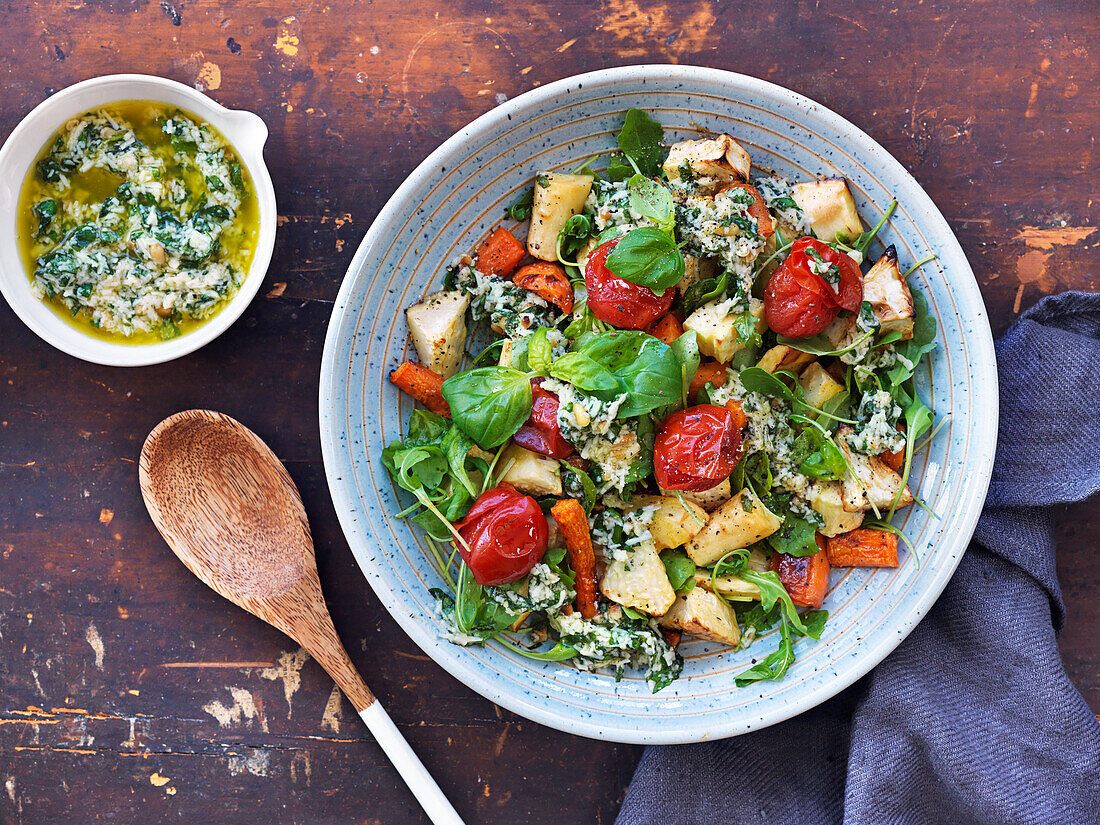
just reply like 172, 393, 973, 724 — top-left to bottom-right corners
319, 66, 997, 744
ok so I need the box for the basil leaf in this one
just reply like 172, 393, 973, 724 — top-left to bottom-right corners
661, 550, 697, 594
671, 330, 700, 408
579, 331, 682, 417
527, 327, 552, 374
627, 174, 675, 233
549, 351, 621, 393
617, 108, 665, 177
441, 367, 533, 449
606, 227, 685, 292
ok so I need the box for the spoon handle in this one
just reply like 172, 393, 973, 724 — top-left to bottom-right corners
359, 702, 466, 825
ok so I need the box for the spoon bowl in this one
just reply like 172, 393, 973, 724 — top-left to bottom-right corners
139, 409, 463, 825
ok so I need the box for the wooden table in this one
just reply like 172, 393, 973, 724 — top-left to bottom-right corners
1, 1, 1097, 822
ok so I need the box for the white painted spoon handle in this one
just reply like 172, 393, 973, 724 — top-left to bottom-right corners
359, 702, 465, 825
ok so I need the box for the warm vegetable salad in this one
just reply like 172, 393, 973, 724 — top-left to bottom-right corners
384, 109, 940, 692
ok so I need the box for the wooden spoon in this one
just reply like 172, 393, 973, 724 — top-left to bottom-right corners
139, 409, 464, 825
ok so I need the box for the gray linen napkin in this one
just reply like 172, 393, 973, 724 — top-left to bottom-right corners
617, 291, 1100, 825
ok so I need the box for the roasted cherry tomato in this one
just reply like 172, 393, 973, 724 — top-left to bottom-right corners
584, 237, 675, 330
653, 404, 745, 492
763, 237, 863, 338
721, 182, 774, 238
513, 379, 573, 459
456, 485, 548, 586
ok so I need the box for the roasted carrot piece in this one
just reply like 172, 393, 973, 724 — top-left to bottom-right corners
721, 182, 774, 238
689, 360, 728, 402
388, 360, 451, 417
879, 425, 908, 472
827, 528, 899, 567
513, 261, 574, 314
725, 399, 748, 434
475, 226, 526, 277
551, 499, 599, 620
772, 535, 830, 609
650, 313, 683, 345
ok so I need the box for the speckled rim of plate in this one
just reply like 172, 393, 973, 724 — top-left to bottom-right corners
0, 74, 277, 367
319, 65, 997, 744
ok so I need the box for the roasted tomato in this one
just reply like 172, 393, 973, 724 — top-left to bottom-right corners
456, 485, 548, 586
763, 237, 863, 337
721, 182, 774, 238
653, 404, 745, 492
513, 379, 573, 459
584, 237, 675, 329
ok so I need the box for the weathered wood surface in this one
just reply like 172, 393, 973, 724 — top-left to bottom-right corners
1, 1, 1097, 822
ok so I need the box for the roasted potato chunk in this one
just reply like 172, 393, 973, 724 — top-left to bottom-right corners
685, 489, 782, 566
527, 172, 594, 261
658, 587, 741, 646
663, 134, 751, 194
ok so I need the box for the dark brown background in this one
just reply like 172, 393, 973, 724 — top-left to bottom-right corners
1, 1, 1097, 823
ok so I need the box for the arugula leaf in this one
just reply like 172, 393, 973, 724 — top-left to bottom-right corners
886, 287, 938, 387
765, 511, 819, 557
837, 200, 897, 257
549, 351, 620, 393
739, 366, 800, 405
617, 108, 665, 177
621, 415, 656, 493
680, 272, 729, 317
741, 569, 808, 635
734, 616, 796, 686
505, 187, 533, 220
442, 367, 533, 449
605, 227, 685, 292
661, 550, 697, 594
627, 174, 675, 233
498, 638, 579, 660
605, 152, 635, 182
578, 331, 682, 417
733, 309, 764, 353
776, 328, 874, 357
396, 445, 448, 492
441, 425, 478, 497
790, 414, 846, 480
556, 213, 593, 263
560, 461, 599, 514
406, 409, 450, 446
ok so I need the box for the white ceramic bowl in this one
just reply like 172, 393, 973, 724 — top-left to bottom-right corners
0, 74, 277, 366
320, 66, 998, 743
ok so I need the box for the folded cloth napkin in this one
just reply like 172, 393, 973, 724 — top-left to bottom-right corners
617, 291, 1100, 825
